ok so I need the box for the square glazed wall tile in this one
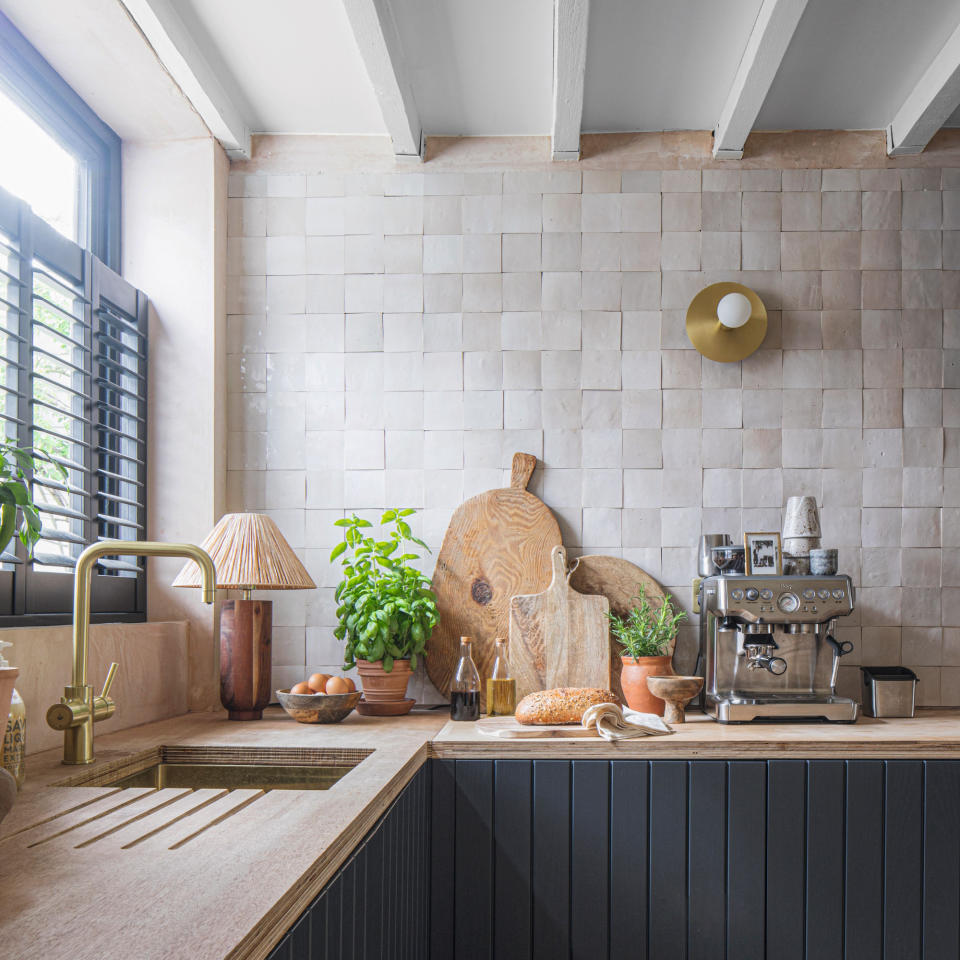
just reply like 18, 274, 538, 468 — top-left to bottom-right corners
227, 157, 960, 702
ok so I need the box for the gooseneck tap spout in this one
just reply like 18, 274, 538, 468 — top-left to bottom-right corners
47, 541, 217, 765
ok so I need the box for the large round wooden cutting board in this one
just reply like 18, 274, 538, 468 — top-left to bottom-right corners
566, 555, 668, 702
427, 453, 562, 709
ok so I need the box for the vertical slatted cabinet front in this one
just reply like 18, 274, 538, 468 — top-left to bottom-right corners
432, 758, 960, 960
267, 764, 431, 960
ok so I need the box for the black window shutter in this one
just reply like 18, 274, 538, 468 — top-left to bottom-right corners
0, 183, 147, 624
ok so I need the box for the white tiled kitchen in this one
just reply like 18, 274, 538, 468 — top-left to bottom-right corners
225, 149, 960, 705
6, 3, 960, 958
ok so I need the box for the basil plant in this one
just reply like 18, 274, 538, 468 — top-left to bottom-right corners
0, 443, 64, 557
331, 509, 440, 673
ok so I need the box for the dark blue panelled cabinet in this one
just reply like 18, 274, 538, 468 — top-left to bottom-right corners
267, 764, 430, 960
269, 759, 960, 960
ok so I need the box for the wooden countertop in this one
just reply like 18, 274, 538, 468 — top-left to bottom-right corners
3, 706, 960, 960
432, 708, 960, 759
0, 707, 448, 960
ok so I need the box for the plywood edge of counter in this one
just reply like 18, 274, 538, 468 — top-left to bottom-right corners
429, 739, 960, 760
226, 744, 430, 960
429, 710, 960, 760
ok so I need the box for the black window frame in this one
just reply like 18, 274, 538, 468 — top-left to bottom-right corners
0, 11, 121, 272
0, 17, 146, 626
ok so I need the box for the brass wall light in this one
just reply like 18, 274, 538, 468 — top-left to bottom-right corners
685, 281, 767, 362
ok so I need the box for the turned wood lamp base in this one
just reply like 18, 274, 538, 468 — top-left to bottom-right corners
172, 515, 316, 721
220, 598, 273, 721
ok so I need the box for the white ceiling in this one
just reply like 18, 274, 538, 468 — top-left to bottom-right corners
153, 0, 960, 139
167, 0, 387, 135
582, 0, 766, 133
756, 0, 960, 130
392, 0, 554, 136
5, 0, 960, 151
0, 0, 207, 141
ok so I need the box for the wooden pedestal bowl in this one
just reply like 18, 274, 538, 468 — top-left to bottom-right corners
646, 675, 704, 724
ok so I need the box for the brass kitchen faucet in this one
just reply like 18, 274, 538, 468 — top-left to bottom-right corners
46, 541, 216, 765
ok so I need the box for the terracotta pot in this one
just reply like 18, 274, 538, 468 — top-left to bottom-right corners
619, 655, 675, 715
356, 659, 412, 702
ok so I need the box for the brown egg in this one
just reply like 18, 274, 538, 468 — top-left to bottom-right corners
325, 676, 350, 695
341, 677, 356, 692
308, 673, 331, 693
290, 681, 313, 695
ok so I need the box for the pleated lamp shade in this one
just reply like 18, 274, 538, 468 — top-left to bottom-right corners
171, 513, 315, 591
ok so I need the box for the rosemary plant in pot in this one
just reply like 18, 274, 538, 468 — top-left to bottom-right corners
331, 509, 439, 713
608, 585, 687, 715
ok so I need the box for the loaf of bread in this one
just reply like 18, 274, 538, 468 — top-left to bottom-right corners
515, 687, 618, 725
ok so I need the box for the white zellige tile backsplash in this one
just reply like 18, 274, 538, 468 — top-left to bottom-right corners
226, 162, 960, 706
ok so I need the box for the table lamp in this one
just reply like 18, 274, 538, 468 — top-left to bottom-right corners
172, 513, 315, 720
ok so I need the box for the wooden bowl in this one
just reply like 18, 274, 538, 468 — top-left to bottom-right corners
646, 675, 704, 723
276, 689, 362, 724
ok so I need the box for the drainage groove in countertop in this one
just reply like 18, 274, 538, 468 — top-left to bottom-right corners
166, 789, 265, 849
71, 788, 197, 848
0, 787, 126, 843
27, 789, 192, 848
22, 789, 164, 847
13, 785, 269, 851
120, 788, 231, 848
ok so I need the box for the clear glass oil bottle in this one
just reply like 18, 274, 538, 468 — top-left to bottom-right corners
485, 637, 516, 716
450, 636, 480, 721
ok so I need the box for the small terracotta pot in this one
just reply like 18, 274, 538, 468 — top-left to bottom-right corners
619, 655, 675, 715
356, 659, 412, 702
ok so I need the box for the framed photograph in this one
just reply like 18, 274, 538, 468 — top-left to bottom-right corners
744, 532, 782, 575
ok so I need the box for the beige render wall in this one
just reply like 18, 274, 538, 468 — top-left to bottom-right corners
123, 137, 229, 712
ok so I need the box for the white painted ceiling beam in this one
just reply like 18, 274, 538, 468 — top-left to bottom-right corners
886, 20, 960, 156
551, 0, 589, 161
119, 0, 251, 159
712, 0, 809, 160
342, 0, 423, 160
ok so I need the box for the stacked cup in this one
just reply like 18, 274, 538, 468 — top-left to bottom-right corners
783, 496, 821, 575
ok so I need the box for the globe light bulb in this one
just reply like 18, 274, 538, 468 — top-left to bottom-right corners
716, 292, 752, 329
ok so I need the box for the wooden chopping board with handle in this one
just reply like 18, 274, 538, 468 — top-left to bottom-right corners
427, 453, 562, 710
509, 545, 611, 701
567, 555, 668, 702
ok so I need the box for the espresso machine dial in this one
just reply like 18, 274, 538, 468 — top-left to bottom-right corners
777, 592, 800, 614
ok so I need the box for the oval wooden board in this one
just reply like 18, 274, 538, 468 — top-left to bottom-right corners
426, 454, 562, 710
566, 555, 669, 702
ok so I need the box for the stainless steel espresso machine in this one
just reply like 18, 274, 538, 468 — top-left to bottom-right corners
698, 574, 858, 722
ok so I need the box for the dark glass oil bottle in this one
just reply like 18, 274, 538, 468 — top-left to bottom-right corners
450, 636, 480, 721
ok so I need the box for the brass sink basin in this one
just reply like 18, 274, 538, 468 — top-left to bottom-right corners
107, 762, 351, 791
56, 745, 372, 792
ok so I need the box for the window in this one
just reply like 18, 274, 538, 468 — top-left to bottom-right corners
0, 187, 148, 623
0, 11, 120, 270
0, 17, 146, 624
0, 89, 78, 244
